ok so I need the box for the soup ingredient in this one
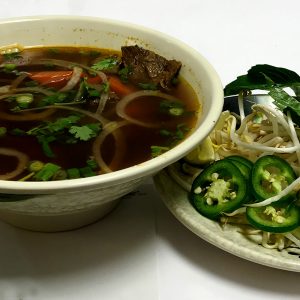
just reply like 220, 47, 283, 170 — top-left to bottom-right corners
246, 203, 300, 233
26, 114, 101, 158
251, 155, 296, 202
121, 45, 181, 89
191, 159, 248, 219
33, 162, 61, 181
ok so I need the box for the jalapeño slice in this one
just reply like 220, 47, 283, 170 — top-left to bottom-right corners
251, 155, 296, 202
246, 202, 300, 233
190, 159, 248, 220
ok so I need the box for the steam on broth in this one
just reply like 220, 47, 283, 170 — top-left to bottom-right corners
0, 44, 199, 181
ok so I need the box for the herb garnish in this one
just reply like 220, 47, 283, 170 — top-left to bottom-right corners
118, 66, 132, 83
224, 64, 300, 125
159, 100, 185, 116
26, 114, 101, 157
91, 57, 120, 71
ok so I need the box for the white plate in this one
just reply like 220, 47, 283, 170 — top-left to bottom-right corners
153, 168, 300, 272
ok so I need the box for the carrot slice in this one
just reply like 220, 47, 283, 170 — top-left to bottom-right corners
28, 71, 73, 88
108, 76, 136, 96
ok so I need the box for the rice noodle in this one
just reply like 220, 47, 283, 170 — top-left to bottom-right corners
92, 121, 129, 173
116, 90, 181, 128
59, 66, 82, 92
0, 148, 29, 180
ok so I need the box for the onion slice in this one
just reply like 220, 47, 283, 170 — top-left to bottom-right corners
59, 66, 82, 92
0, 148, 29, 180
92, 121, 129, 173
116, 90, 181, 128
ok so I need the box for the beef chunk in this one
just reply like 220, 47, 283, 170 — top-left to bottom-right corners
121, 45, 181, 89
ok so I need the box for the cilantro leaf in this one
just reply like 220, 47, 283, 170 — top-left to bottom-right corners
69, 125, 94, 141
118, 66, 132, 83
91, 57, 120, 71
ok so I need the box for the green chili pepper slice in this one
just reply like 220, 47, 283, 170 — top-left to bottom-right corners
246, 202, 300, 233
225, 155, 253, 181
251, 155, 296, 202
190, 159, 248, 220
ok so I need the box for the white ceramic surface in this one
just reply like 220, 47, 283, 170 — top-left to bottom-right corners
0, 16, 224, 231
154, 169, 300, 272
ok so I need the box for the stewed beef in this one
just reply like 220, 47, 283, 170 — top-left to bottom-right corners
121, 45, 181, 89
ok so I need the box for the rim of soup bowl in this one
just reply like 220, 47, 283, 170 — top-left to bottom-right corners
0, 15, 224, 194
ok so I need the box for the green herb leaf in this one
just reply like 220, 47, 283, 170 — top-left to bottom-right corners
69, 125, 94, 141
268, 87, 300, 126
91, 57, 120, 71
69, 123, 100, 141
224, 64, 300, 96
118, 66, 132, 83
2, 52, 22, 61
39, 92, 68, 106
10, 128, 26, 136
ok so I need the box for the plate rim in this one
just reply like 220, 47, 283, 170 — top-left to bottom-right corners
154, 169, 300, 272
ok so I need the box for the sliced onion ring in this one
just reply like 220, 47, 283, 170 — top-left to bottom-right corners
92, 121, 129, 173
0, 148, 29, 180
59, 66, 82, 92
116, 90, 181, 128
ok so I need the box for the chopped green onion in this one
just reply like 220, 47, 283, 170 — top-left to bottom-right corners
159, 129, 172, 137
16, 94, 34, 109
0, 127, 7, 137
33, 163, 61, 181
86, 159, 98, 170
28, 160, 45, 173
52, 169, 68, 181
79, 166, 96, 177
3, 63, 17, 72
169, 107, 184, 116
10, 128, 26, 136
67, 168, 81, 179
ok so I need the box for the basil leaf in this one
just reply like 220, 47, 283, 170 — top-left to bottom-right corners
268, 87, 300, 125
224, 64, 300, 96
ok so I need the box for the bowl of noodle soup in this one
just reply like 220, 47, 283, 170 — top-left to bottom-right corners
0, 16, 223, 232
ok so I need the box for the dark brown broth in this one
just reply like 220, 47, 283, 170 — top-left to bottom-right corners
0, 46, 200, 180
